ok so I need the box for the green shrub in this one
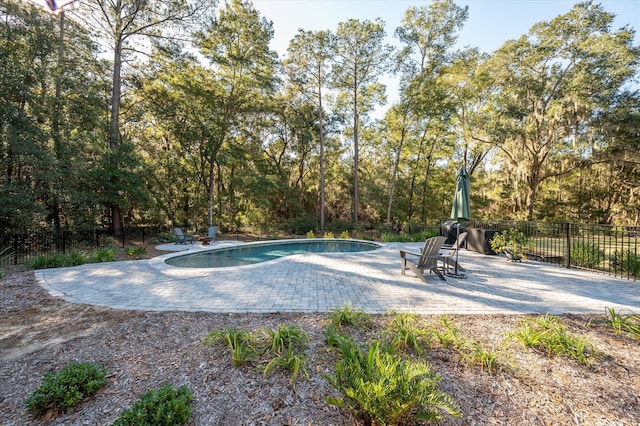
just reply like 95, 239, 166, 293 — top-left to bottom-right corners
323, 231, 335, 238
610, 249, 640, 276
90, 246, 117, 263
381, 230, 440, 243
285, 216, 317, 235
325, 341, 461, 424
29, 253, 63, 269
306, 230, 315, 238
112, 384, 193, 426
25, 362, 108, 418
490, 229, 528, 259
507, 314, 597, 366
570, 240, 604, 269
62, 251, 87, 266
125, 246, 148, 257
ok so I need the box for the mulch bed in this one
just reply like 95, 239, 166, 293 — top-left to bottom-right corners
1, 259, 639, 425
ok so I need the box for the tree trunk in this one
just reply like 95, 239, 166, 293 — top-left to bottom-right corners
386, 126, 405, 225
352, 87, 359, 225
318, 82, 325, 231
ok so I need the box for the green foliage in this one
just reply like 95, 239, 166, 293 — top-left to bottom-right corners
507, 315, 597, 366
330, 303, 372, 331
112, 384, 193, 426
610, 249, 640, 276
490, 229, 528, 259
285, 217, 318, 235
149, 232, 177, 244
263, 324, 308, 355
306, 230, 315, 239
431, 315, 462, 348
125, 246, 148, 257
24, 362, 108, 418
263, 346, 309, 384
323, 231, 335, 238
381, 230, 440, 243
29, 251, 87, 269
457, 340, 503, 375
383, 312, 433, 355
203, 328, 256, 367
325, 341, 461, 424
0, 247, 14, 277
339, 230, 350, 239
90, 247, 117, 263
570, 241, 604, 268
603, 307, 640, 339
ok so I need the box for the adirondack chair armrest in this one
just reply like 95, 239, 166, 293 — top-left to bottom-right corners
399, 250, 422, 258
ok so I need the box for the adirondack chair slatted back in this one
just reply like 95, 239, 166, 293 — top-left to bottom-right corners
417, 236, 446, 269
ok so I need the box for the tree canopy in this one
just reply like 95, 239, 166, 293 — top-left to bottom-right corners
1, 0, 639, 234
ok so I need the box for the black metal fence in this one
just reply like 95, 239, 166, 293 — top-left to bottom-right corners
0, 226, 166, 267
468, 221, 639, 281
2, 222, 638, 281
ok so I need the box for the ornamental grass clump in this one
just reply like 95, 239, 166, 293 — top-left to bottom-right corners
604, 307, 640, 339
202, 328, 256, 367
112, 384, 193, 426
262, 324, 309, 384
383, 312, 433, 355
325, 340, 461, 425
24, 362, 108, 418
330, 303, 372, 331
507, 314, 597, 366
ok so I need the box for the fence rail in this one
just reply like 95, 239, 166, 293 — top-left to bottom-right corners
1, 222, 638, 281
468, 221, 639, 281
0, 226, 165, 266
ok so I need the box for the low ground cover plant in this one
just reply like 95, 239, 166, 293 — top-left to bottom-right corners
24, 362, 108, 418
603, 307, 640, 339
325, 339, 461, 424
203, 324, 310, 384
112, 384, 193, 426
507, 314, 598, 366
329, 303, 372, 331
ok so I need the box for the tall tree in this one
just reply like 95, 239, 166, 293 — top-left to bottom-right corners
196, 0, 279, 226
331, 18, 393, 224
78, 0, 210, 234
485, 1, 639, 220
285, 29, 333, 230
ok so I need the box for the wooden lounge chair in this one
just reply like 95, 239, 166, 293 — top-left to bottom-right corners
399, 236, 447, 282
174, 227, 194, 245
439, 231, 468, 273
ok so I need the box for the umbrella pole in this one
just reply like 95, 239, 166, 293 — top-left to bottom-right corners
447, 223, 466, 279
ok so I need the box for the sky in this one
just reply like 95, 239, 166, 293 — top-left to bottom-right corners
252, 0, 640, 110
253, 0, 640, 56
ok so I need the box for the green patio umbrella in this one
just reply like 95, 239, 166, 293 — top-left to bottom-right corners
449, 166, 470, 277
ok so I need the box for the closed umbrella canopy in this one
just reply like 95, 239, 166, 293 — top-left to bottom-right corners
451, 166, 471, 224
448, 166, 470, 278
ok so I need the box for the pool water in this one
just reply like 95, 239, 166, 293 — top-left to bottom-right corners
165, 239, 380, 268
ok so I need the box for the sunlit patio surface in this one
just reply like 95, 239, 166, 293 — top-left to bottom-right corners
36, 241, 640, 315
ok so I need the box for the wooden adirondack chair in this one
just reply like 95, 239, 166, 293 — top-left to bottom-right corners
399, 236, 447, 282
439, 231, 468, 273
174, 228, 194, 244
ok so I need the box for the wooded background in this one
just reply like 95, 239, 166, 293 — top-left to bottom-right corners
2, 0, 639, 235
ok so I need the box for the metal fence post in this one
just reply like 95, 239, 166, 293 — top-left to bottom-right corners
566, 222, 571, 269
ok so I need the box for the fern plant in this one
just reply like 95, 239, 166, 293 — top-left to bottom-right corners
325, 341, 461, 424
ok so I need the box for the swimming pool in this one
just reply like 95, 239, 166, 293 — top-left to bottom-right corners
165, 239, 380, 268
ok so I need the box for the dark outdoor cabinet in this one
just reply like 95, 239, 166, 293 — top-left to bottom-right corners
466, 228, 498, 255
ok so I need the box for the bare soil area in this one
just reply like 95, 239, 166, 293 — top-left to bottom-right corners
1, 263, 639, 425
